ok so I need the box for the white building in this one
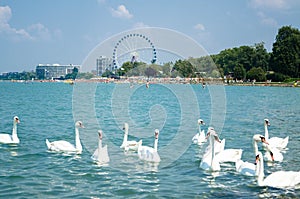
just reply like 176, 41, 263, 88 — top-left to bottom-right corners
96, 56, 113, 76
36, 64, 80, 79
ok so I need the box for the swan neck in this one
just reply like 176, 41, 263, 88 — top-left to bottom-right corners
253, 140, 258, 155
122, 128, 128, 144
210, 134, 215, 166
98, 138, 102, 149
12, 122, 17, 136
256, 156, 265, 185
154, 138, 158, 151
75, 127, 82, 151
264, 124, 269, 140
198, 125, 202, 135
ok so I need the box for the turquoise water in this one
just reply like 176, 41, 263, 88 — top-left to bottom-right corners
0, 82, 299, 198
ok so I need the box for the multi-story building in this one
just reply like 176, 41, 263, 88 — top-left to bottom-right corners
96, 56, 113, 76
36, 64, 80, 79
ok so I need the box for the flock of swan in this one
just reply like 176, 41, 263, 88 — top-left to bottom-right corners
192, 118, 300, 189
1, 116, 299, 189
0, 117, 160, 165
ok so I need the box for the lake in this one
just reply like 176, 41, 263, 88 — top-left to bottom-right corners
0, 81, 299, 198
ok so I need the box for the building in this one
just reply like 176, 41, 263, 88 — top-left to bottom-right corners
36, 64, 80, 80
96, 56, 113, 76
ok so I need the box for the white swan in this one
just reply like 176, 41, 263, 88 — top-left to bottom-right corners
192, 119, 206, 144
200, 127, 221, 171
235, 134, 269, 176
91, 130, 110, 164
120, 123, 142, 152
138, 129, 161, 163
263, 119, 289, 150
45, 121, 84, 154
0, 116, 20, 144
256, 151, 300, 188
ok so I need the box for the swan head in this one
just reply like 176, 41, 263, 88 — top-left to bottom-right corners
123, 123, 129, 134
75, 121, 84, 128
253, 134, 269, 144
98, 130, 103, 140
198, 119, 205, 125
154, 129, 159, 139
264, 119, 270, 126
13, 116, 20, 124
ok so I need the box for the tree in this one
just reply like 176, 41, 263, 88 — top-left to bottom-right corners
145, 67, 157, 78
270, 26, 300, 78
173, 60, 196, 78
233, 64, 246, 80
246, 67, 266, 82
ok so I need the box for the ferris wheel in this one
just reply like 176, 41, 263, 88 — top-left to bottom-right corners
112, 33, 157, 69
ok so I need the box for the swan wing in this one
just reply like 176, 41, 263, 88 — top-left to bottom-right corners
138, 146, 160, 163
0, 134, 12, 144
47, 140, 76, 152
263, 171, 300, 188
92, 145, 110, 163
236, 160, 256, 176
269, 136, 289, 149
216, 149, 243, 163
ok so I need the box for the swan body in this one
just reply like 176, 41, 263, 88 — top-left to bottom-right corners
192, 119, 206, 144
46, 121, 84, 154
138, 129, 161, 163
91, 130, 110, 164
200, 127, 221, 171
120, 123, 142, 152
235, 159, 257, 176
0, 116, 20, 144
256, 152, 300, 188
216, 148, 243, 163
263, 119, 289, 150
235, 134, 269, 176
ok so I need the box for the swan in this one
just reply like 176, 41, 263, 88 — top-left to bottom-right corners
263, 119, 289, 150
200, 127, 221, 171
45, 121, 84, 154
120, 123, 142, 152
256, 152, 300, 188
235, 134, 269, 176
192, 119, 206, 144
91, 130, 110, 164
0, 116, 20, 144
138, 129, 161, 163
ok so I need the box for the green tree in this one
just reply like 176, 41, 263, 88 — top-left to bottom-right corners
233, 64, 246, 80
173, 60, 196, 77
246, 67, 266, 82
270, 26, 300, 78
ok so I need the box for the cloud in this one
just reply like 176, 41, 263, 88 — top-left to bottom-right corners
257, 12, 278, 27
0, 5, 33, 40
250, 0, 288, 9
111, 5, 133, 19
0, 5, 61, 41
194, 23, 205, 31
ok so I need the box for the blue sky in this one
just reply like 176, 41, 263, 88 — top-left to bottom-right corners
0, 0, 299, 73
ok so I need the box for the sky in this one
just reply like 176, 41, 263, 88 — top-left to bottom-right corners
0, 0, 299, 73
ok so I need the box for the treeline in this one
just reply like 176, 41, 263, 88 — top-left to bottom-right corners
181, 25, 300, 82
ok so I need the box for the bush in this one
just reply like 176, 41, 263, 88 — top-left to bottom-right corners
266, 73, 288, 82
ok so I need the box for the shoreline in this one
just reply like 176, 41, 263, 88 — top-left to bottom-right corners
2, 78, 299, 87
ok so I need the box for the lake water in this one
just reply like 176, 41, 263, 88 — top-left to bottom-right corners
0, 81, 299, 198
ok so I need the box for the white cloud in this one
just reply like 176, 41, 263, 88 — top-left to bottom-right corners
0, 5, 32, 40
257, 12, 278, 27
0, 5, 61, 41
194, 23, 205, 31
111, 5, 133, 19
250, 0, 288, 9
